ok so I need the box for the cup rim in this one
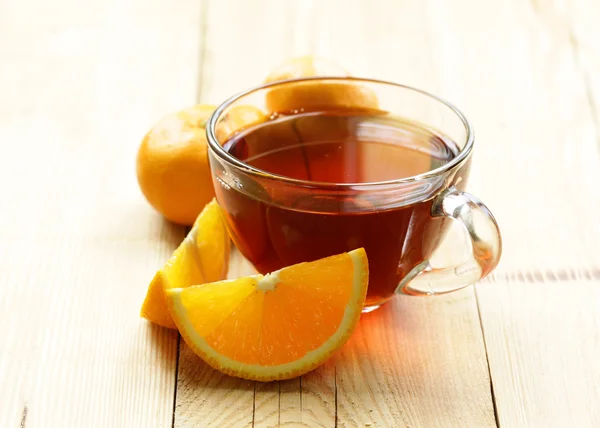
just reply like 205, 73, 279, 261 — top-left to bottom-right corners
206, 77, 474, 189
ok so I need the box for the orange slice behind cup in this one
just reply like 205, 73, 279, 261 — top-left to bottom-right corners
264, 56, 379, 113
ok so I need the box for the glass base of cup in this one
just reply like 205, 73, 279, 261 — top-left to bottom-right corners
362, 295, 395, 313
362, 304, 382, 313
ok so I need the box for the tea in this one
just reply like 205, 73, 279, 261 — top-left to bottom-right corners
216, 110, 462, 307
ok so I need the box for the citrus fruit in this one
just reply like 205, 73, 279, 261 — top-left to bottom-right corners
264, 56, 349, 83
264, 56, 379, 114
140, 199, 230, 329
136, 104, 216, 226
166, 248, 369, 381
215, 105, 268, 143
266, 80, 380, 114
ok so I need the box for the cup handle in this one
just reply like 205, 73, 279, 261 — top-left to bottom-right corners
396, 187, 502, 296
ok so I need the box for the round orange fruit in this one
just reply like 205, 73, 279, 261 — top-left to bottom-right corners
136, 105, 216, 226
215, 105, 268, 143
264, 56, 379, 113
264, 56, 349, 83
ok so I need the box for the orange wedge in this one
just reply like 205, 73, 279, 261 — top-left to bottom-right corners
166, 248, 369, 381
140, 199, 230, 329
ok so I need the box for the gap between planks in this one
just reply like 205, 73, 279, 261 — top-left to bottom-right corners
171, 335, 181, 428
559, 0, 600, 156
475, 289, 501, 428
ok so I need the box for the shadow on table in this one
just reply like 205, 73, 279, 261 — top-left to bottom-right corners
328, 289, 494, 424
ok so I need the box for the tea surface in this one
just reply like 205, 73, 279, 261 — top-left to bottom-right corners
219, 111, 460, 307
225, 111, 456, 183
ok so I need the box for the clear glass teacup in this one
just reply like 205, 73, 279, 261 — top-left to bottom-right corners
205, 77, 502, 311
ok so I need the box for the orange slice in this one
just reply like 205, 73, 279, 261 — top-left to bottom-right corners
166, 248, 369, 381
140, 199, 230, 329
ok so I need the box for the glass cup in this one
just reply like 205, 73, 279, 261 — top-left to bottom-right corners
206, 77, 502, 311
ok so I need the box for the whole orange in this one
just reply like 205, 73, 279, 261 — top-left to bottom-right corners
264, 56, 378, 113
136, 104, 217, 226
264, 55, 349, 83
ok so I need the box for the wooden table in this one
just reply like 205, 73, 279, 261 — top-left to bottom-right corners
2, 0, 599, 426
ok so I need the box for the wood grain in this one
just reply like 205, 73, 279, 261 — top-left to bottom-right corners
477, 280, 600, 427
197, 0, 317, 105
421, 0, 600, 276
2, 0, 599, 426
439, 0, 600, 427
567, 0, 600, 146
334, 289, 495, 428
174, 343, 255, 428
297, 362, 337, 427
252, 341, 337, 427
0, 0, 202, 426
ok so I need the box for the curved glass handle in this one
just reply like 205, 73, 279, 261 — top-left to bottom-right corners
397, 187, 502, 296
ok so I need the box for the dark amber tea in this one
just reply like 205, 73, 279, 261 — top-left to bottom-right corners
208, 79, 501, 304
216, 110, 463, 308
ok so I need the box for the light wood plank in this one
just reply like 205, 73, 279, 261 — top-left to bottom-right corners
253, 381, 280, 427
197, 0, 317, 105
298, 361, 337, 427
253, 372, 336, 427
567, 0, 600, 144
416, 0, 595, 272
174, 343, 255, 428
432, 0, 600, 426
275, 379, 303, 426
422, 0, 600, 276
0, 0, 202, 426
334, 289, 495, 428
313, 0, 437, 90
174, 249, 256, 428
477, 280, 600, 427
